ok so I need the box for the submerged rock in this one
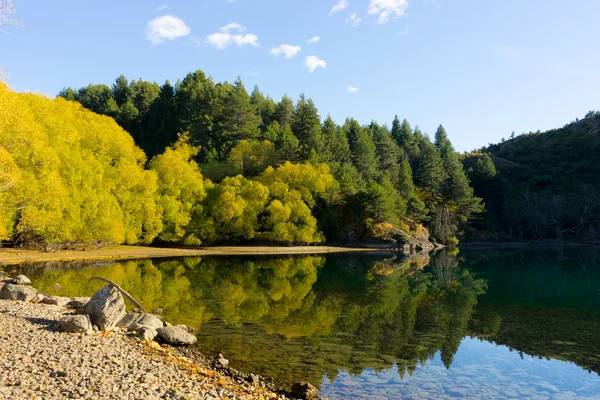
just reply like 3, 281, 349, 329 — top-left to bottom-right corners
83, 285, 126, 331
156, 326, 197, 346
59, 315, 93, 334
291, 382, 318, 400
0, 284, 38, 302
117, 312, 163, 331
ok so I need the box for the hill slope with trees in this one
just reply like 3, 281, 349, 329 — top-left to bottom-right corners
463, 111, 600, 241
54, 71, 483, 247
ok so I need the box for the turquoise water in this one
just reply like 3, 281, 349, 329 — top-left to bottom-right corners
8, 248, 600, 399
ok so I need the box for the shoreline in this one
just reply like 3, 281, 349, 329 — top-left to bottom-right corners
0, 245, 385, 266
0, 298, 288, 399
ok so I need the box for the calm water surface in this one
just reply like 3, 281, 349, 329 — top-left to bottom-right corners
7, 249, 600, 399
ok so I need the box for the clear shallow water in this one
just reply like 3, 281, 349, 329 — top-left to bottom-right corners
6, 248, 600, 399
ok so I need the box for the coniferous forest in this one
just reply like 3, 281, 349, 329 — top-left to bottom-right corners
2, 70, 599, 248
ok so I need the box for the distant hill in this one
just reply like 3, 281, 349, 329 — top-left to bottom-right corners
462, 111, 600, 241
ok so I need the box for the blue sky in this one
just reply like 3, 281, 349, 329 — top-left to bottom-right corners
2, 0, 599, 151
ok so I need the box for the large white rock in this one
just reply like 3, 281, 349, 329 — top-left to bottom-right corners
83, 285, 126, 331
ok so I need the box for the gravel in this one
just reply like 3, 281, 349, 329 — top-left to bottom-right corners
0, 299, 285, 399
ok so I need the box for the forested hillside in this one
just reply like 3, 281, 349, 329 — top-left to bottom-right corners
0, 68, 484, 248
463, 111, 600, 241
52, 71, 482, 247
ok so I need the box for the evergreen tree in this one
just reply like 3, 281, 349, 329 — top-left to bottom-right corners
292, 94, 324, 159
414, 136, 446, 196
175, 70, 216, 156
353, 129, 380, 181
274, 95, 295, 127
343, 118, 362, 151
112, 74, 131, 107
373, 123, 400, 183
435, 125, 483, 223
146, 80, 178, 157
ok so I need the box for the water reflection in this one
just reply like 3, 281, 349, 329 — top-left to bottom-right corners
7, 248, 600, 398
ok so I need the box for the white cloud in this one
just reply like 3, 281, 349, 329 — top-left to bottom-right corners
146, 15, 191, 45
307, 36, 320, 44
220, 22, 245, 32
368, 0, 409, 24
347, 86, 359, 93
304, 56, 327, 73
346, 13, 361, 27
205, 23, 259, 49
330, 0, 348, 15
157, 4, 169, 11
270, 44, 302, 59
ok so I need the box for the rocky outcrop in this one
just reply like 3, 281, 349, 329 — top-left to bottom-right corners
156, 326, 197, 346
360, 222, 436, 254
83, 285, 126, 331
0, 284, 38, 302
59, 315, 93, 334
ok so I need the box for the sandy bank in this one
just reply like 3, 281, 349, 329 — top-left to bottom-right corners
0, 245, 384, 266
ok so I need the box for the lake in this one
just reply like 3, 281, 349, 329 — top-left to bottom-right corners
6, 248, 600, 399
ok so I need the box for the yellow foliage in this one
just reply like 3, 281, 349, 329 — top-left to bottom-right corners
149, 135, 206, 244
0, 83, 161, 244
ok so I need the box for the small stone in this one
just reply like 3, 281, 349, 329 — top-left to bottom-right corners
15, 275, 32, 285
217, 353, 229, 368
136, 326, 157, 341
156, 326, 197, 346
59, 315, 93, 334
42, 296, 71, 307
53, 283, 62, 291
150, 308, 163, 316
31, 293, 45, 303
291, 382, 318, 400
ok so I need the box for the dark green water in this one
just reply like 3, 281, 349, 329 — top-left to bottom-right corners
7, 249, 600, 399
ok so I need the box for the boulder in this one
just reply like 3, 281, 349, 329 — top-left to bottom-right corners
59, 315, 93, 334
291, 382, 318, 400
156, 326, 197, 346
0, 284, 38, 302
136, 326, 158, 341
67, 297, 91, 310
83, 285, 126, 331
15, 275, 32, 285
117, 312, 163, 331
42, 296, 71, 307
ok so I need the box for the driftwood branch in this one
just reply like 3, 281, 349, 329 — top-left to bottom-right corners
89, 276, 146, 313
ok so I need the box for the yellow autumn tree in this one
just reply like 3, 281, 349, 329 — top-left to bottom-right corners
0, 83, 161, 244
149, 135, 206, 245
